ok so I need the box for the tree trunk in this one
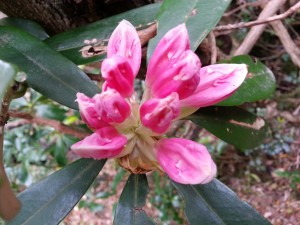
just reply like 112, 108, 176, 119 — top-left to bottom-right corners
0, 0, 154, 34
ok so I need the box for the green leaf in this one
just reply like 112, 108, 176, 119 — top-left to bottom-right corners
147, 0, 231, 60
0, 26, 99, 109
45, 3, 161, 65
0, 17, 49, 40
218, 55, 276, 106
7, 158, 106, 225
0, 60, 16, 113
113, 174, 155, 225
172, 179, 271, 225
189, 106, 269, 149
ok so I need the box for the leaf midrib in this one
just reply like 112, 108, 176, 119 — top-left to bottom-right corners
20, 160, 102, 225
0, 31, 88, 95
190, 185, 226, 225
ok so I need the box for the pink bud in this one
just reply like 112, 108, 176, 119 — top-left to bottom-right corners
93, 89, 131, 124
155, 138, 217, 184
107, 20, 141, 77
140, 93, 180, 134
71, 126, 127, 159
101, 55, 134, 97
76, 93, 108, 129
150, 50, 201, 99
180, 64, 248, 108
146, 24, 190, 87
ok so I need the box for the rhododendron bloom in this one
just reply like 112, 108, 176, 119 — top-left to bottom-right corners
71, 20, 248, 184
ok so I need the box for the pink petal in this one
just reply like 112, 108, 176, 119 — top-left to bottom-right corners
140, 93, 180, 134
155, 138, 217, 184
76, 93, 108, 129
107, 20, 141, 77
180, 64, 248, 108
101, 55, 134, 97
146, 24, 190, 87
93, 89, 131, 124
71, 126, 127, 159
150, 50, 201, 99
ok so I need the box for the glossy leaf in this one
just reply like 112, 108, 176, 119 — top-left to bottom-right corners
45, 3, 161, 65
147, 0, 231, 60
113, 174, 155, 225
0, 60, 16, 113
7, 159, 106, 225
189, 106, 269, 149
0, 26, 99, 109
0, 17, 49, 40
218, 55, 276, 106
172, 179, 271, 225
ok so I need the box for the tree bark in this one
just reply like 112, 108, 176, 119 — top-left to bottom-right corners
0, 0, 154, 34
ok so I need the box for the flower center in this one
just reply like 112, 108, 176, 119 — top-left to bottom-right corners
114, 97, 163, 174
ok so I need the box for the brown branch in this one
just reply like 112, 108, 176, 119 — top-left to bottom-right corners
223, 0, 266, 17
215, 0, 300, 31
8, 110, 90, 139
0, 86, 21, 221
234, 0, 288, 55
270, 20, 300, 68
208, 32, 217, 64
87, 73, 104, 82
137, 22, 157, 47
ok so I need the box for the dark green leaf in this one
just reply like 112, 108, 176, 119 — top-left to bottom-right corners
190, 106, 269, 149
218, 55, 276, 106
172, 179, 271, 225
0, 17, 49, 40
7, 159, 106, 225
147, 0, 231, 60
45, 3, 161, 65
0, 60, 16, 113
0, 27, 99, 109
113, 174, 155, 225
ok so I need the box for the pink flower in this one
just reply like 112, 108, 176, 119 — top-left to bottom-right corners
71, 20, 248, 184
101, 55, 134, 98
76, 93, 108, 130
140, 92, 180, 134
155, 138, 216, 184
71, 126, 127, 159
93, 89, 131, 124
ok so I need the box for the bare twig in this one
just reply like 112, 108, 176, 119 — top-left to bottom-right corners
0, 85, 21, 221
138, 22, 157, 47
271, 20, 300, 68
223, 0, 266, 17
208, 32, 218, 64
234, 0, 288, 55
8, 110, 90, 139
87, 73, 104, 82
216, 1, 300, 31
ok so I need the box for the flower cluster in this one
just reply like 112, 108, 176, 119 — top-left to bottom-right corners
71, 20, 247, 184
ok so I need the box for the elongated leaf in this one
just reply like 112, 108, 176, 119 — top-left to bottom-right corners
0, 18, 49, 40
172, 179, 271, 225
147, 0, 231, 60
7, 159, 106, 225
189, 106, 268, 149
113, 174, 155, 225
0, 27, 99, 109
0, 60, 16, 113
45, 3, 161, 65
218, 55, 276, 106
